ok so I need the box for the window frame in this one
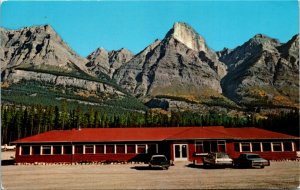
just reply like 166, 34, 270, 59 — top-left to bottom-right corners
95, 144, 105, 154
283, 141, 293, 151
84, 145, 94, 154
137, 144, 147, 154
272, 142, 283, 152
105, 144, 115, 154
251, 142, 261, 152
262, 142, 272, 152
32, 145, 41, 155
53, 145, 63, 155
41, 145, 52, 155
20, 146, 31, 155
241, 142, 251, 152
126, 144, 136, 154
63, 145, 73, 155
116, 144, 126, 154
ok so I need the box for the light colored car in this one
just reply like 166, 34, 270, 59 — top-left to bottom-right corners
149, 155, 170, 170
234, 153, 270, 168
203, 152, 233, 167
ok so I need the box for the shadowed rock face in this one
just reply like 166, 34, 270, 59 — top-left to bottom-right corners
113, 22, 227, 103
0, 25, 89, 74
86, 47, 134, 77
0, 25, 126, 100
1, 23, 298, 111
220, 34, 299, 107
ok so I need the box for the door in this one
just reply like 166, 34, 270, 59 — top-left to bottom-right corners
174, 144, 188, 161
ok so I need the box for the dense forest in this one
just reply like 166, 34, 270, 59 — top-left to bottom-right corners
1, 103, 299, 144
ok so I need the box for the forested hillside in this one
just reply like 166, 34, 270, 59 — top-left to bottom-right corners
2, 104, 298, 144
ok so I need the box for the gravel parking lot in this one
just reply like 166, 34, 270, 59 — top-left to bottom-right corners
1, 158, 299, 189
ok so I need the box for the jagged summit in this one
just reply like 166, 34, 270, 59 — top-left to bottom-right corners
164, 22, 207, 52
86, 46, 134, 77
248, 33, 280, 50
0, 24, 89, 74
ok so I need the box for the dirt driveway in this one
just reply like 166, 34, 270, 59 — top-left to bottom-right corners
1, 160, 299, 189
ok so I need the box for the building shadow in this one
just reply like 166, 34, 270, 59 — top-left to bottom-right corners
130, 166, 165, 170
1, 159, 15, 166
186, 163, 235, 169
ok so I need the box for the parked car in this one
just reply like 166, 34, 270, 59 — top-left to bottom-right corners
202, 152, 233, 167
234, 153, 270, 168
149, 155, 170, 170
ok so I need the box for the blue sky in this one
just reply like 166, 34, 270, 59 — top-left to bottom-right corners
1, 1, 299, 57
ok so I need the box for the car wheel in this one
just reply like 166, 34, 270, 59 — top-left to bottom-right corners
260, 166, 264, 169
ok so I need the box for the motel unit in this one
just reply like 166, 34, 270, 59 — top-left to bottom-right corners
12, 126, 299, 164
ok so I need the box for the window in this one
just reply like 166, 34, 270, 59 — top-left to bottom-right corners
147, 144, 157, 154
42, 145, 51, 155
241, 143, 251, 152
211, 141, 218, 152
32, 146, 41, 155
116, 145, 125, 154
53, 146, 62, 155
21, 146, 30, 155
137, 145, 146, 154
272, 142, 282, 152
283, 142, 293, 151
234, 143, 240, 152
252, 143, 261, 152
75, 145, 83, 154
203, 141, 210, 153
127, 145, 136, 154
95, 145, 104, 154
106, 145, 115, 154
195, 142, 203, 153
63, 146, 72, 154
218, 141, 226, 152
85, 145, 94, 154
262, 142, 271, 152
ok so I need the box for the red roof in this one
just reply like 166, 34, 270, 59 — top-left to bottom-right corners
12, 127, 297, 144
224, 128, 297, 139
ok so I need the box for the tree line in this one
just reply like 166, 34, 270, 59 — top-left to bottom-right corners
1, 104, 299, 144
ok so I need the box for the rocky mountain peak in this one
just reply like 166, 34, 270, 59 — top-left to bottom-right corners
86, 47, 134, 77
279, 34, 299, 57
248, 34, 280, 51
165, 22, 207, 52
87, 47, 108, 60
0, 24, 89, 74
109, 48, 133, 63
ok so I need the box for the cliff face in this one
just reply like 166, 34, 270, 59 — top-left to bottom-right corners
86, 47, 134, 77
113, 22, 228, 109
220, 34, 299, 107
0, 25, 143, 109
1, 23, 298, 112
0, 25, 89, 74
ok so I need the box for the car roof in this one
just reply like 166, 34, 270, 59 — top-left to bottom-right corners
151, 155, 166, 157
242, 153, 259, 155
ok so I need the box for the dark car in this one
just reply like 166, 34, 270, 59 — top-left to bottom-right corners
202, 152, 233, 167
234, 153, 270, 168
149, 155, 170, 170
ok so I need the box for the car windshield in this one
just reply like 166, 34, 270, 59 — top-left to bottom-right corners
247, 155, 261, 159
216, 153, 230, 158
152, 157, 167, 162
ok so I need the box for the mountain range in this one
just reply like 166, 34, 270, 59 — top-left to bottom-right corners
1, 22, 298, 114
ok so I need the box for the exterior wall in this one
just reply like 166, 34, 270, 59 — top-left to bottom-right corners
188, 142, 195, 162
15, 142, 163, 164
15, 153, 141, 163
190, 140, 298, 164
226, 141, 298, 160
15, 139, 299, 164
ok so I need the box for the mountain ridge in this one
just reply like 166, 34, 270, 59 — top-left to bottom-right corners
1, 23, 298, 113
